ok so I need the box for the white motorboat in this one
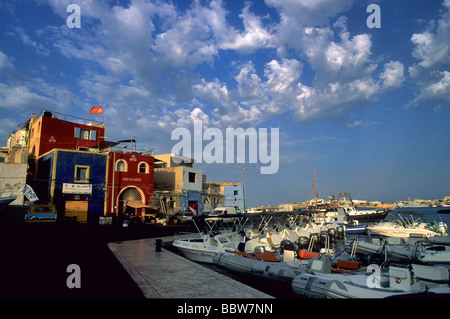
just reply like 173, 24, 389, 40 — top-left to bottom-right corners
367, 222, 444, 238
366, 212, 448, 238
333, 193, 389, 221
347, 236, 450, 265
342, 205, 390, 222
292, 257, 450, 298
172, 214, 245, 263
410, 237, 450, 264
172, 231, 244, 263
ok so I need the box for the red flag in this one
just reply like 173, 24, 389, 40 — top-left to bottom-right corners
90, 106, 103, 114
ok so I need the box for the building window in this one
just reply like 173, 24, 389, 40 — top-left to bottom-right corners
74, 127, 97, 141
74, 165, 90, 183
116, 160, 127, 172
138, 162, 149, 174
188, 172, 196, 183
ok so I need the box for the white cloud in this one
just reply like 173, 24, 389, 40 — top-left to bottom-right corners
410, 10, 450, 70
265, 0, 353, 49
219, 3, 274, 52
380, 61, 404, 88
264, 58, 302, 94
409, 0, 450, 105
0, 51, 14, 71
12, 26, 49, 56
413, 71, 450, 103
346, 120, 378, 128
8, 0, 438, 144
39, 0, 386, 129
293, 77, 379, 123
234, 62, 263, 100
0, 51, 78, 114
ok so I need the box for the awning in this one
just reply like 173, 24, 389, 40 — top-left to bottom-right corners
91, 140, 120, 150
125, 200, 158, 210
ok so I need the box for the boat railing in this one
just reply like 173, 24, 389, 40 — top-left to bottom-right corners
173, 231, 202, 241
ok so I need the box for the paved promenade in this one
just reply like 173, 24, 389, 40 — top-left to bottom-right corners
108, 237, 273, 299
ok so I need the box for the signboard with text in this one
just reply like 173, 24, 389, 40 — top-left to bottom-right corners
62, 183, 92, 195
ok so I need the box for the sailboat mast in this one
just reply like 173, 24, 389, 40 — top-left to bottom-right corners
314, 167, 318, 209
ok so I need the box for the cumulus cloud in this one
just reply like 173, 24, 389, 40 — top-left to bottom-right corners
4, 0, 445, 151
409, 0, 450, 105
37, 0, 391, 131
380, 61, 405, 89
413, 71, 450, 103
219, 3, 274, 52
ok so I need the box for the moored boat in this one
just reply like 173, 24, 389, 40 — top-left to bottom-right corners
172, 231, 243, 263
0, 196, 17, 210
366, 214, 448, 239
292, 257, 450, 298
213, 249, 312, 283
172, 214, 244, 263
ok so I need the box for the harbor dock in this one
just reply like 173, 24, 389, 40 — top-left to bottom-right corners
108, 237, 273, 299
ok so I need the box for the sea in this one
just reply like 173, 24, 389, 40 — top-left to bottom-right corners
385, 206, 450, 224
201, 206, 450, 298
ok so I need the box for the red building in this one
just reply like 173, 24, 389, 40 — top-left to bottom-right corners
26, 110, 155, 222
28, 110, 105, 158
106, 151, 155, 219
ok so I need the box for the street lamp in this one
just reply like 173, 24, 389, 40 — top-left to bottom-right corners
241, 168, 246, 213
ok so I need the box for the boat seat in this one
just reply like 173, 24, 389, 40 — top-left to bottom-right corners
299, 250, 321, 260
412, 264, 450, 283
254, 252, 280, 262
336, 259, 359, 270
225, 250, 256, 259
266, 233, 283, 246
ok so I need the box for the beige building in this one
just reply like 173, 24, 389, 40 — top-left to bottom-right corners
151, 153, 229, 215
151, 154, 203, 215
0, 162, 27, 205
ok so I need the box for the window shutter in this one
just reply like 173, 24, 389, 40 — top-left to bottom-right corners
90, 130, 97, 141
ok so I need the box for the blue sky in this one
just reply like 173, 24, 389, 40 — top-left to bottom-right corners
0, 0, 449, 206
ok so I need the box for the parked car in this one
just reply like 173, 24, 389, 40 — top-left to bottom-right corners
172, 211, 194, 224
25, 204, 57, 223
205, 206, 241, 223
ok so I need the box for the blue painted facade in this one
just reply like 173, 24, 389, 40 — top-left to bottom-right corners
181, 190, 203, 215
37, 149, 108, 224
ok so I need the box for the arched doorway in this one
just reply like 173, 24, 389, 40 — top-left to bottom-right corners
117, 186, 144, 216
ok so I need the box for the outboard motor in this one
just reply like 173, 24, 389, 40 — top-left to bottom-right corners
280, 240, 295, 253
336, 226, 345, 238
297, 236, 309, 250
327, 228, 336, 242
281, 241, 296, 262
309, 233, 320, 251
320, 231, 329, 246
437, 222, 448, 235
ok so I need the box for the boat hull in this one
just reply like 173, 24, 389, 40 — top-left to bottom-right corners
172, 239, 222, 263
214, 251, 310, 282
348, 210, 389, 221
367, 227, 439, 238
0, 196, 17, 210
291, 273, 415, 299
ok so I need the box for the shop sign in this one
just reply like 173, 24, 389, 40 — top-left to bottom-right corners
62, 183, 92, 194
